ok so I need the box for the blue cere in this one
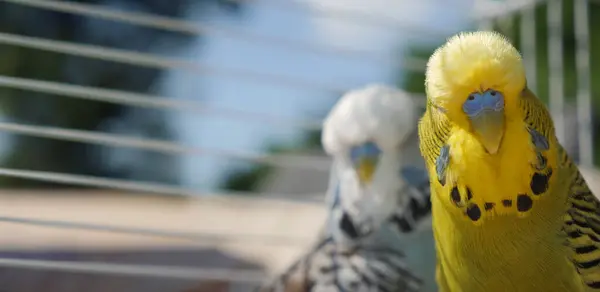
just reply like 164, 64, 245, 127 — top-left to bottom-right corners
462, 89, 505, 118
349, 141, 381, 164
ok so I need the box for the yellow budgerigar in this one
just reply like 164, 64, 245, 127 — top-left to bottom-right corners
419, 30, 600, 292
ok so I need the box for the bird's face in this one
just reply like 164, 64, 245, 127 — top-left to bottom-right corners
349, 141, 381, 185
425, 31, 526, 154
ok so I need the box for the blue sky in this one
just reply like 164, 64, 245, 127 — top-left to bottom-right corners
160, 0, 474, 191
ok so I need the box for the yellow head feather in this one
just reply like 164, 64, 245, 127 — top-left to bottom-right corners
425, 31, 526, 129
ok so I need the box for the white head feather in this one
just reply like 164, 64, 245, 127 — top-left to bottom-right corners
320, 84, 424, 245
322, 84, 417, 156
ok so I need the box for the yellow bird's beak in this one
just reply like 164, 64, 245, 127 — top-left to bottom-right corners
463, 89, 506, 155
471, 109, 505, 154
350, 142, 381, 185
355, 156, 378, 185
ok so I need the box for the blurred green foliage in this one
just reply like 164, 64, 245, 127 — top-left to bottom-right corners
220, 129, 322, 192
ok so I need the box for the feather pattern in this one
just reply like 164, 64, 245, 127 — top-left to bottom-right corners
256, 84, 433, 292
419, 31, 600, 292
562, 148, 600, 289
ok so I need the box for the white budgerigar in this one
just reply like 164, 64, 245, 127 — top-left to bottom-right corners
256, 84, 433, 292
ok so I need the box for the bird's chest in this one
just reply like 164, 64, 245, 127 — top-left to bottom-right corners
429, 126, 580, 291
445, 133, 538, 206
432, 193, 582, 292
430, 154, 579, 290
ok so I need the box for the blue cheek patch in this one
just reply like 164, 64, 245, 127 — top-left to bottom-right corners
349, 142, 381, 164
462, 89, 505, 118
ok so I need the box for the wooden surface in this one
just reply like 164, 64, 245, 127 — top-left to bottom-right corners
0, 189, 326, 274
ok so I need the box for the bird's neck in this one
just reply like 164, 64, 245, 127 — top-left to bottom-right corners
431, 117, 581, 290
431, 193, 582, 291
444, 117, 545, 212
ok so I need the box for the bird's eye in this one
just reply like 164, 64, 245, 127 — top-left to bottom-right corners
490, 90, 497, 96
467, 95, 475, 101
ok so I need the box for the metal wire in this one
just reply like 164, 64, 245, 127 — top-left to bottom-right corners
0, 75, 324, 130
0, 75, 425, 130
0, 167, 325, 201
0, 0, 449, 41
0, 32, 348, 94
248, 0, 447, 38
547, 0, 565, 143
473, 0, 545, 21
0, 258, 267, 283
520, 6, 537, 93
0, 215, 312, 246
574, 0, 594, 165
0, 122, 331, 170
0, 0, 427, 72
